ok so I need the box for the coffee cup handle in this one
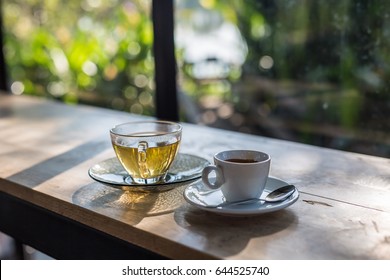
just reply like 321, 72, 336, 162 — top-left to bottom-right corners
202, 165, 225, 189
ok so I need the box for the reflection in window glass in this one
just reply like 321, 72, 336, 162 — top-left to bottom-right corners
3, 0, 155, 116
175, 0, 390, 157
3, 0, 389, 157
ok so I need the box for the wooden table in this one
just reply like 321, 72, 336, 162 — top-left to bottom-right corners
1, 94, 389, 259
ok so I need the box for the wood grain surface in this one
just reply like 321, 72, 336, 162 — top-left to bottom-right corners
1, 93, 389, 259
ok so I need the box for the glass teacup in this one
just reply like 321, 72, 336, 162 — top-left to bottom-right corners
110, 121, 182, 184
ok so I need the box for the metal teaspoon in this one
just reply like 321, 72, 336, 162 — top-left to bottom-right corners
204, 184, 296, 208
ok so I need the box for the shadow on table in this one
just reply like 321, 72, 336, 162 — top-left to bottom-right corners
6, 138, 109, 187
174, 204, 298, 258
72, 182, 187, 226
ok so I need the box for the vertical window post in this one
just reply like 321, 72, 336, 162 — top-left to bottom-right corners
152, 0, 179, 121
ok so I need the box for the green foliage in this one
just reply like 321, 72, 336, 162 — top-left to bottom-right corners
178, 0, 389, 127
4, 0, 155, 115
3, 0, 389, 155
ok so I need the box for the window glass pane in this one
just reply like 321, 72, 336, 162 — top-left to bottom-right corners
3, 0, 155, 116
175, 0, 390, 157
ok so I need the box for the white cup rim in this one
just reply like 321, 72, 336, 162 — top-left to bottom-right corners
214, 150, 271, 165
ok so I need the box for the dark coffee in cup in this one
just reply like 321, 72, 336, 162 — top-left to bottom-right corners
225, 158, 258, 163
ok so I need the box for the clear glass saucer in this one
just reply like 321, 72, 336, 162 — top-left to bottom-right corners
88, 153, 210, 192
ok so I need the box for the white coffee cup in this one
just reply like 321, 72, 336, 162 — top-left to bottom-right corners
202, 150, 271, 202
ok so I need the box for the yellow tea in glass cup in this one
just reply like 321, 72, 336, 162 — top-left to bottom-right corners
110, 121, 182, 184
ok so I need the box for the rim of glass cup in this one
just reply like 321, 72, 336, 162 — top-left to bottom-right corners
110, 120, 182, 137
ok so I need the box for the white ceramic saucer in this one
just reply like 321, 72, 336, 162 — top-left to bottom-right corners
184, 177, 299, 216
